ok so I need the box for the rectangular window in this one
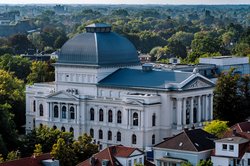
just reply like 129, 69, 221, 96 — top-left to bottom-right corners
128, 160, 132, 166
229, 145, 234, 151
134, 159, 137, 164
247, 158, 250, 165
222, 144, 227, 150
139, 158, 142, 164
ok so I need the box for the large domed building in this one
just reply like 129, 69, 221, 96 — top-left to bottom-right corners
26, 23, 214, 150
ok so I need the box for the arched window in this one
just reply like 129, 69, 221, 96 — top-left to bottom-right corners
108, 110, 113, 123
39, 123, 43, 128
117, 132, 121, 142
133, 113, 138, 126
53, 125, 57, 130
117, 111, 122, 124
132, 134, 136, 144
108, 131, 112, 141
39, 104, 43, 116
62, 106, 66, 119
90, 128, 94, 138
70, 127, 74, 135
90, 108, 94, 121
33, 100, 36, 112
99, 130, 103, 139
99, 109, 103, 122
152, 113, 156, 126
61, 126, 65, 132
152, 134, 155, 145
54, 105, 58, 118
70, 107, 75, 119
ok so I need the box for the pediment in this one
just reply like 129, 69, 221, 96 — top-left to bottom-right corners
124, 99, 144, 106
181, 76, 214, 90
46, 91, 79, 100
130, 150, 143, 157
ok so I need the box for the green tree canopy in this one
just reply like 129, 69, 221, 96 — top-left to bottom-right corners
204, 120, 229, 138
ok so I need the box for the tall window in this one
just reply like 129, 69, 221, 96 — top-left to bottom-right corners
133, 113, 138, 126
152, 134, 155, 145
99, 109, 103, 122
99, 130, 103, 139
39, 104, 43, 116
132, 134, 137, 144
152, 113, 156, 126
117, 132, 121, 142
117, 111, 122, 123
70, 127, 74, 135
108, 131, 112, 141
90, 108, 94, 121
108, 110, 113, 123
33, 100, 36, 112
53, 125, 57, 130
70, 107, 75, 119
61, 126, 65, 132
62, 106, 66, 119
90, 128, 94, 138
54, 105, 58, 118
193, 108, 197, 123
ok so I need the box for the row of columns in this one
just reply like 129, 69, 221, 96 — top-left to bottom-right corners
175, 94, 213, 127
48, 102, 79, 124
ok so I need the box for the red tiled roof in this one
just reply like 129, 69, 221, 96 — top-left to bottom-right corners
223, 121, 250, 139
77, 145, 151, 166
0, 153, 51, 166
155, 129, 216, 152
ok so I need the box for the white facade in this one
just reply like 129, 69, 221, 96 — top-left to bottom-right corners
26, 62, 214, 150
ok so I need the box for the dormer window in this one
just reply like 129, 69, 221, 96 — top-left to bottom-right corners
229, 145, 234, 151
222, 144, 227, 150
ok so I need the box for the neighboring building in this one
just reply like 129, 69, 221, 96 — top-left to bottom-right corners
211, 121, 250, 166
25, 23, 215, 150
153, 129, 216, 166
200, 56, 250, 76
78, 145, 154, 166
0, 153, 58, 166
138, 54, 151, 63
211, 137, 250, 166
21, 53, 58, 61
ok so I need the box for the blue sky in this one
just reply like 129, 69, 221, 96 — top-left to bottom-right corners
1, 0, 249, 4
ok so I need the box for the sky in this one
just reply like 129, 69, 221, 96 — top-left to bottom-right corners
0, 0, 249, 5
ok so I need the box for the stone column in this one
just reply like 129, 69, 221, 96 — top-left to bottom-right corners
177, 98, 183, 127
59, 103, 61, 121
127, 109, 130, 128
205, 94, 210, 121
49, 102, 53, 121
190, 97, 194, 124
46, 102, 50, 121
182, 98, 186, 125
76, 105, 80, 124
141, 111, 144, 128
198, 96, 201, 123
210, 94, 213, 120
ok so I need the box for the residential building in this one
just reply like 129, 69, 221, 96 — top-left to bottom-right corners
78, 145, 154, 166
25, 23, 215, 150
153, 129, 216, 166
211, 121, 250, 166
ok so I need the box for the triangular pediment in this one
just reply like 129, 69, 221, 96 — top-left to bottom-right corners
130, 150, 143, 157
124, 99, 144, 106
180, 75, 214, 90
46, 91, 79, 100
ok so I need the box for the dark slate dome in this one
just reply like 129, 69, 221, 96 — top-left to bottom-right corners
58, 23, 140, 66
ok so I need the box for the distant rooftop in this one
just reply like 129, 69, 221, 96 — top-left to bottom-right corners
200, 56, 249, 65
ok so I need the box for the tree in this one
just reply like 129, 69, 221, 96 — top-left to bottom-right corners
0, 69, 24, 104
168, 31, 194, 47
213, 68, 248, 125
197, 160, 213, 166
50, 138, 75, 166
6, 150, 20, 161
0, 154, 4, 163
8, 34, 34, 54
27, 61, 54, 84
204, 120, 229, 138
33, 144, 43, 157
0, 54, 31, 81
72, 134, 98, 163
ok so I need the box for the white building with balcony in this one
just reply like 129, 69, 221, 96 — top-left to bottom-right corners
25, 23, 215, 150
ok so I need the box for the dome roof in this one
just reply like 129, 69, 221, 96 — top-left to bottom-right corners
58, 23, 140, 67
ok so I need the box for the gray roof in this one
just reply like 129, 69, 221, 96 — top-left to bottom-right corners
98, 68, 192, 89
57, 24, 139, 67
